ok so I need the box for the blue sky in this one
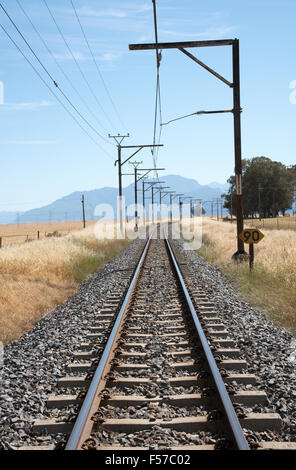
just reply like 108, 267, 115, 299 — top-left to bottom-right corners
0, 0, 295, 211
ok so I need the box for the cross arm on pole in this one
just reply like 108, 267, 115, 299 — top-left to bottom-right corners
120, 144, 164, 166
144, 181, 165, 192
121, 144, 164, 149
137, 168, 165, 183
129, 39, 234, 50
154, 186, 170, 196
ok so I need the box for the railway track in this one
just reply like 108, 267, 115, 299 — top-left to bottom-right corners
26, 226, 293, 451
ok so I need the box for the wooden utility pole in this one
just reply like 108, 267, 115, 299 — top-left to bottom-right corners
129, 37, 246, 258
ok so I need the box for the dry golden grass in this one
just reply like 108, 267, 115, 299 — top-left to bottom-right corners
191, 218, 296, 334
0, 220, 97, 246
246, 215, 296, 231
0, 224, 129, 345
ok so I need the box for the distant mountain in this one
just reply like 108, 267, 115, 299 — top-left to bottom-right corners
207, 181, 229, 192
2, 175, 229, 224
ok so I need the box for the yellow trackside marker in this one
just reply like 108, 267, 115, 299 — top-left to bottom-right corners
239, 228, 264, 245
239, 228, 264, 270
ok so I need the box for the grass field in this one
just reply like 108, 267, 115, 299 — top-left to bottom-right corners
247, 215, 296, 231
187, 218, 296, 335
0, 223, 130, 345
222, 214, 296, 231
0, 220, 97, 247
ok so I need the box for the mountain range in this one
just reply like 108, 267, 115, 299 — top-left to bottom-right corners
0, 175, 229, 224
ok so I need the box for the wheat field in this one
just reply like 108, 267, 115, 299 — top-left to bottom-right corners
191, 218, 296, 334
0, 223, 129, 345
0, 220, 97, 246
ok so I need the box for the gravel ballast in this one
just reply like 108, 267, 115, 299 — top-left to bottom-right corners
176, 238, 296, 441
0, 234, 295, 450
0, 239, 144, 450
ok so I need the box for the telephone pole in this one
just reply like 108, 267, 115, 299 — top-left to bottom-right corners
129, 37, 246, 258
81, 194, 86, 229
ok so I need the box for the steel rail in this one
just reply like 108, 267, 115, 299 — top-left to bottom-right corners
164, 231, 250, 450
65, 232, 154, 450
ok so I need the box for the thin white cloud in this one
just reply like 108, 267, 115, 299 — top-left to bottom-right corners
75, 7, 127, 18
0, 100, 53, 111
100, 53, 120, 62
73, 4, 152, 19
159, 26, 236, 39
0, 140, 59, 145
53, 51, 87, 61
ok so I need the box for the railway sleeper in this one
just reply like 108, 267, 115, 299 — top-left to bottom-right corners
32, 413, 282, 435
18, 441, 296, 451
57, 373, 256, 390
46, 390, 267, 409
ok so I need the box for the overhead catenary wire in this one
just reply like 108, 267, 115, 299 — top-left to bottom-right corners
0, 2, 113, 148
0, 22, 113, 160
15, 0, 109, 133
70, 0, 128, 133
151, 0, 163, 183
42, 0, 117, 133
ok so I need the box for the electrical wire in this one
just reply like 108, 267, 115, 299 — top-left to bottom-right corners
42, 0, 117, 132
70, 0, 128, 133
15, 0, 110, 134
0, 22, 113, 160
0, 2, 113, 147
151, 0, 163, 185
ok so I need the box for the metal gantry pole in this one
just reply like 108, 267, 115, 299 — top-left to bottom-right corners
151, 185, 155, 224
232, 39, 245, 256
110, 135, 163, 234
142, 180, 146, 226
118, 145, 123, 233
129, 37, 246, 258
129, 161, 142, 232
168, 192, 176, 223
109, 134, 130, 234
135, 167, 138, 231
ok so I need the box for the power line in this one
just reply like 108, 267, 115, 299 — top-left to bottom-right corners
151, 0, 163, 182
0, 2, 113, 147
70, 0, 128, 133
0, 21, 113, 159
15, 0, 111, 135
42, 0, 117, 132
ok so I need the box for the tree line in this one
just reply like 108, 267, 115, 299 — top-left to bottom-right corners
223, 157, 296, 218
